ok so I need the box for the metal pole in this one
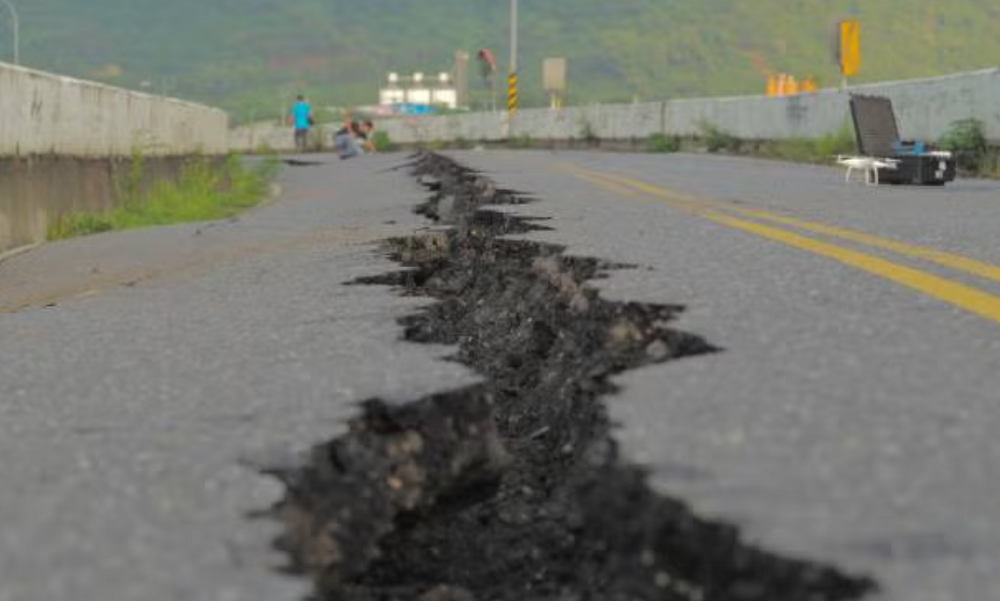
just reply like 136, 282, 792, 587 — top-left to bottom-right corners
507, 0, 518, 115
1, 0, 18, 65
509, 0, 518, 75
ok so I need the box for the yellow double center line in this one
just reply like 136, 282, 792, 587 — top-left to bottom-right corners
568, 165, 1000, 326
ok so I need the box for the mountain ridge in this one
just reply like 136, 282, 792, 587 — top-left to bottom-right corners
5, 0, 999, 120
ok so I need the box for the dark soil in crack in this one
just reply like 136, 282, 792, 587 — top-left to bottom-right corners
265, 152, 878, 601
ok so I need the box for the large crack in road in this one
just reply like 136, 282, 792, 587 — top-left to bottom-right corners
264, 152, 878, 600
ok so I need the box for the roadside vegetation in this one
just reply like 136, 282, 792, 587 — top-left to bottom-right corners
507, 134, 536, 149
756, 124, 857, 163
676, 118, 999, 178
577, 121, 600, 146
692, 120, 856, 161
646, 133, 681, 153
48, 153, 279, 240
698, 121, 741, 153
371, 130, 394, 152
938, 118, 996, 175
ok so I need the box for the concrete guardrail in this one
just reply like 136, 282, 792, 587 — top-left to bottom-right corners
0, 61, 230, 254
0, 62, 229, 157
230, 68, 1000, 152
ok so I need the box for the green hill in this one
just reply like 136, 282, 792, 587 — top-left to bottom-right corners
6, 0, 1000, 121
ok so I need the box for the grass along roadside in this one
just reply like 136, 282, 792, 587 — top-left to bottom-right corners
683, 118, 1000, 178
48, 154, 280, 240
754, 124, 857, 164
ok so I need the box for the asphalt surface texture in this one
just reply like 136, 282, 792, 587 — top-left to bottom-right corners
0, 154, 479, 601
1, 149, 999, 601
445, 149, 1000, 601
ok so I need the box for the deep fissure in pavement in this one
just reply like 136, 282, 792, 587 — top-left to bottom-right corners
266, 153, 878, 600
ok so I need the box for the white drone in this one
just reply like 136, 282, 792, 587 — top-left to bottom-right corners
835, 155, 900, 185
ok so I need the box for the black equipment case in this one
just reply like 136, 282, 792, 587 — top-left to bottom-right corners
849, 94, 957, 185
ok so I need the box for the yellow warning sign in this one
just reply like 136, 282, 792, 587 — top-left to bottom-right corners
840, 21, 860, 77
508, 73, 518, 113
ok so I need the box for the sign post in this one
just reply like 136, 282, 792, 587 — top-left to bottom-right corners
508, 0, 518, 115
1, 0, 18, 65
477, 49, 497, 112
836, 20, 861, 88
543, 58, 567, 109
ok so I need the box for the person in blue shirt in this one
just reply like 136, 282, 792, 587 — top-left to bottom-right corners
288, 95, 313, 151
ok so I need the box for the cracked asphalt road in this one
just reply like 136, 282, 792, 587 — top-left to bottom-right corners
445, 149, 1000, 601
4, 149, 1000, 601
0, 154, 479, 601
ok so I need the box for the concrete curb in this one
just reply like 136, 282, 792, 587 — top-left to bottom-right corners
0, 243, 42, 266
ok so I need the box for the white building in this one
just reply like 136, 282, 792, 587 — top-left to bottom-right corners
379, 71, 459, 109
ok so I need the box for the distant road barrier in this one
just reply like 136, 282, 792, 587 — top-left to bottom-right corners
231, 68, 1000, 152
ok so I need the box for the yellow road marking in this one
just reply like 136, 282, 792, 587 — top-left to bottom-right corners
570, 165, 1000, 286
703, 211, 1000, 324
571, 171, 644, 198
562, 164, 1000, 325
734, 209, 1000, 285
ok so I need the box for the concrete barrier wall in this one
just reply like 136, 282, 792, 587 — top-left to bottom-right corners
856, 69, 1000, 142
667, 68, 1000, 142
665, 93, 850, 140
0, 61, 229, 157
512, 103, 664, 140
0, 156, 187, 253
231, 68, 1000, 151
0, 61, 231, 255
228, 122, 301, 152
372, 103, 664, 143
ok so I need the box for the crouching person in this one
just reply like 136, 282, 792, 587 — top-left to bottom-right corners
360, 121, 378, 154
334, 120, 365, 159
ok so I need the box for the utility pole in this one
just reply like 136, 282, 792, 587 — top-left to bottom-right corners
1, 0, 19, 65
507, 0, 518, 114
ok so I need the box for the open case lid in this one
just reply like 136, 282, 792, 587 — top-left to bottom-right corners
849, 94, 900, 157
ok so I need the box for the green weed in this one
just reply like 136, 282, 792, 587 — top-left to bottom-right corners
508, 134, 535, 149
578, 121, 600, 145
646, 133, 680, 153
372, 130, 393, 152
698, 121, 740, 153
939, 118, 989, 173
759, 124, 856, 163
48, 153, 278, 240
255, 142, 277, 155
